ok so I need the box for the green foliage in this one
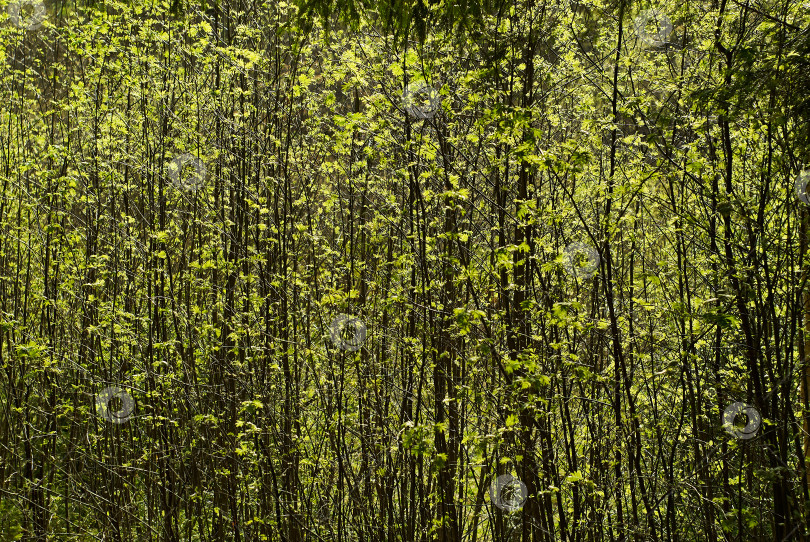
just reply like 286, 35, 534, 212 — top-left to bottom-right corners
0, 502, 22, 542
0, 0, 809, 538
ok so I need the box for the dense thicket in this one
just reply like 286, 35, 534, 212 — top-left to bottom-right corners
1, 0, 809, 539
